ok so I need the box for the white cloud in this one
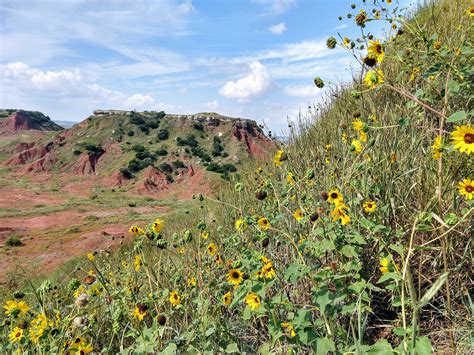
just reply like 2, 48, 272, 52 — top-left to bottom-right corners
125, 94, 155, 108
206, 100, 219, 110
282, 84, 320, 97
252, 0, 296, 15
219, 61, 272, 102
269, 22, 287, 35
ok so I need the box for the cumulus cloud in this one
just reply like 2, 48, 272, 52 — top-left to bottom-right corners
282, 84, 321, 97
124, 94, 155, 108
219, 61, 272, 102
269, 22, 287, 35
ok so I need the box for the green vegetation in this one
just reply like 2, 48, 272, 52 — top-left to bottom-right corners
5, 236, 23, 247
1, 1, 472, 353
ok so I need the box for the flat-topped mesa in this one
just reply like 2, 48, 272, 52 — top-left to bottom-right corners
93, 109, 133, 116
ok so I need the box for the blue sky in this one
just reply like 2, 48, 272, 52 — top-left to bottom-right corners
0, 0, 416, 133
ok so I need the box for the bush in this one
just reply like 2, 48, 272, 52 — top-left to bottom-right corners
206, 162, 236, 174
193, 121, 204, 131
155, 149, 168, 156
119, 167, 133, 179
177, 134, 198, 147
84, 143, 104, 156
157, 129, 169, 141
172, 160, 186, 169
132, 144, 146, 153
139, 125, 150, 134
128, 158, 148, 173
212, 135, 224, 156
5, 236, 23, 247
73, 149, 82, 155
127, 130, 135, 137
158, 162, 173, 174
166, 174, 174, 183
129, 113, 145, 125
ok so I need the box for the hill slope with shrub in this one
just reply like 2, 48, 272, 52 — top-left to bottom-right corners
0, 0, 472, 353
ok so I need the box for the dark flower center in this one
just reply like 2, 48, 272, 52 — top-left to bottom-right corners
466, 185, 474, 193
232, 271, 239, 278
376, 44, 382, 54
16, 332, 21, 338
464, 133, 474, 144
367, 204, 372, 208
331, 193, 338, 199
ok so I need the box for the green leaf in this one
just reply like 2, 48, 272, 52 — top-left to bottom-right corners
377, 272, 401, 284
417, 272, 449, 309
367, 339, 394, 354
316, 337, 336, 355
161, 343, 177, 355
447, 110, 467, 123
225, 343, 239, 353
415, 336, 433, 354
298, 328, 317, 346
340, 245, 358, 258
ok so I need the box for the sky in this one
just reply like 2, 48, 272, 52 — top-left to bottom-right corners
0, 0, 416, 133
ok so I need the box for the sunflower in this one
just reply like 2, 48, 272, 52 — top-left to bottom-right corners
9, 327, 24, 343
207, 243, 217, 256
468, 6, 474, 16
359, 131, 367, 142
169, 291, 181, 307
200, 231, 209, 239
343, 37, 351, 47
458, 179, 474, 200
374, 10, 381, 19
273, 150, 287, 166
380, 258, 390, 274
281, 322, 296, 337
327, 189, 343, 204
364, 69, 384, 88
234, 219, 245, 231
245, 293, 261, 310
287, 172, 296, 186
128, 225, 144, 237
258, 217, 270, 231
352, 119, 365, 132
30, 313, 49, 343
451, 125, 474, 155
331, 203, 351, 225
351, 139, 363, 154
133, 304, 148, 321
187, 277, 197, 287
78, 343, 94, 354
363, 201, 377, 213
86, 253, 94, 261
151, 218, 165, 233
214, 254, 223, 264
3, 300, 30, 317
134, 255, 141, 272
431, 136, 443, 160
227, 269, 244, 285
293, 209, 304, 221
262, 262, 276, 279
367, 40, 384, 62
387, 0, 392, 4
223, 292, 232, 306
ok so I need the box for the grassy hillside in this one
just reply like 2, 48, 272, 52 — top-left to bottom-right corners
0, 0, 472, 353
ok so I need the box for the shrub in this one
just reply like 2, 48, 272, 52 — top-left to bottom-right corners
157, 129, 169, 141
155, 149, 168, 156
172, 159, 186, 169
73, 149, 82, 155
119, 167, 133, 179
158, 162, 173, 174
5, 236, 23, 247
127, 130, 135, 137
166, 174, 174, 183
212, 135, 224, 156
193, 121, 204, 131
132, 144, 146, 153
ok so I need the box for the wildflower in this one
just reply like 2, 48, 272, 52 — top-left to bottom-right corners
351, 139, 363, 154
30, 313, 49, 343
355, 9, 367, 26
201, 230, 209, 239
9, 327, 24, 343
293, 209, 304, 221
255, 190, 267, 200
78, 343, 94, 354
458, 179, 474, 200
410, 67, 420, 81
227, 269, 244, 285
255, 167, 263, 174
364, 56, 377, 67
262, 237, 270, 248
3, 300, 30, 317
352, 118, 365, 132
359, 131, 367, 142
214, 254, 223, 264
327, 189, 343, 204
387, 0, 392, 4
390, 153, 397, 164
245, 293, 261, 310
433, 40, 442, 50
187, 277, 197, 287
451, 125, 474, 155
340, 214, 351, 225
363, 201, 377, 213
177, 247, 185, 254
262, 262, 276, 279
134, 255, 142, 272
287, 172, 296, 186
157, 315, 167, 325
207, 243, 217, 256
133, 303, 148, 321
343, 37, 351, 47
374, 10, 381, 19
380, 258, 390, 274
75, 293, 89, 308
364, 69, 384, 88
258, 217, 270, 231
128, 225, 144, 237
72, 316, 88, 329
169, 291, 181, 307
468, 6, 474, 16
326, 37, 337, 49
223, 292, 232, 306
331, 202, 351, 225
86, 253, 94, 261
431, 136, 443, 160
341, 132, 348, 143
151, 218, 165, 233
309, 211, 319, 223
367, 40, 385, 62
273, 150, 287, 166
314, 77, 325, 88
325, 144, 332, 151
281, 322, 296, 337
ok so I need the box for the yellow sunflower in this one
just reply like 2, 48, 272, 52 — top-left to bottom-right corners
327, 188, 343, 204
380, 258, 390, 274
367, 40, 385, 62
262, 262, 276, 279
458, 179, 474, 200
234, 218, 245, 231
451, 125, 474, 155
431, 136, 443, 160
214, 254, 223, 264
169, 291, 181, 307
359, 131, 367, 143
363, 201, 377, 213
227, 269, 244, 285
132, 304, 148, 321
151, 218, 165, 233
468, 6, 474, 16
364, 69, 384, 88
273, 150, 287, 166
293, 209, 304, 221
341, 132, 348, 143
352, 118, 365, 132
128, 225, 144, 237
343, 37, 351, 47
187, 277, 197, 287
245, 292, 261, 310
134, 255, 142, 272
86, 253, 94, 261
201, 231, 209, 239
223, 292, 232, 306
281, 322, 296, 337
351, 139, 363, 154
9, 327, 24, 343
287, 172, 296, 186
3, 300, 30, 317
258, 217, 270, 231
207, 243, 217, 256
